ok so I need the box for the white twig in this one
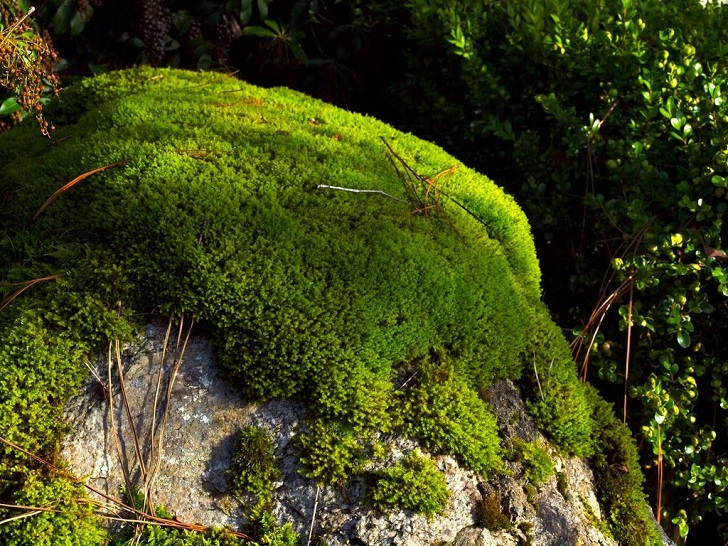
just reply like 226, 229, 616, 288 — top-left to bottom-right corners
534, 353, 544, 401
0, 508, 42, 525
307, 485, 321, 546
315, 184, 409, 204
398, 370, 418, 390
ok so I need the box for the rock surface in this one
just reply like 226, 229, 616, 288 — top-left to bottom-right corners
63, 321, 630, 545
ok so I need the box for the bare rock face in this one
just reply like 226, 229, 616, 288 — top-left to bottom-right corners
63, 322, 620, 545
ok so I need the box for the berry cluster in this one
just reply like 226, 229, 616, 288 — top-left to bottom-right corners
138, 0, 170, 66
0, 3, 60, 136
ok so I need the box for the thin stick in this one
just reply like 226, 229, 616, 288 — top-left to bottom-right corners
115, 339, 148, 487
0, 273, 64, 312
623, 278, 635, 423
147, 319, 194, 509
144, 317, 174, 507
315, 184, 409, 204
398, 370, 419, 390
656, 424, 663, 524
0, 507, 43, 525
0, 7, 35, 47
307, 485, 321, 546
107, 342, 135, 509
533, 353, 544, 401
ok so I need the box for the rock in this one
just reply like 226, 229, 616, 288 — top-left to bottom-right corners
63, 321, 624, 545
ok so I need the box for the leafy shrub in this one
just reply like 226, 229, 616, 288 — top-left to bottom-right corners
368, 450, 449, 518
394, 1, 728, 539
397, 357, 503, 476
228, 426, 282, 500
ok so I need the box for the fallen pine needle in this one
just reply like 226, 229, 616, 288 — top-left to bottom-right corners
31, 161, 127, 224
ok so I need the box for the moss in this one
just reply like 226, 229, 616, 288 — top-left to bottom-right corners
367, 450, 450, 518
585, 386, 664, 546
2, 67, 533, 486
0, 471, 107, 545
478, 487, 511, 531
228, 426, 282, 500
509, 438, 554, 486
397, 357, 503, 476
0, 67, 656, 541
521, 305, 596, 457
579, 495, 614, 540
556, 471, 571, 502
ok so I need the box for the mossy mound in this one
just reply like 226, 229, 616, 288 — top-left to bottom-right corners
0, 68, 658, 545
1, 66, 539, 421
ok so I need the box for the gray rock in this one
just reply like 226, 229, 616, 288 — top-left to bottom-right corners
61, 322, 644, 545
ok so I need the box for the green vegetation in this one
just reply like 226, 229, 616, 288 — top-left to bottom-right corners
8, 0, 724, 539
0, 470, 106, 546
368, 450, 449, 518
242, 500, 299, 546
393, 0, 728, 540
397, 357, 504, 476
0, 67, 547, 540
477, 487, 511, 531
521, 306, 595, 458
229, 426, 282, 500
587, 385, 663, 546
6, 4, 728, 537
509, 438, 554, 486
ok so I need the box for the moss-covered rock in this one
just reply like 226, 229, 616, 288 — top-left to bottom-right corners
0, 67, 661, 544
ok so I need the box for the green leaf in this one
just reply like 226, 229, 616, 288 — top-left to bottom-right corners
52, 0, 74, 34
0, 97, 21, 116
243, 25, 277, 38
263, 19, 280, 33
240, 0, 253, 25
257, 0, 269, 21
70, 11, 86, 36
677, 330, 691, 348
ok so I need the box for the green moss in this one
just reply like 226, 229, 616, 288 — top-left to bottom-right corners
228, 426, 282, 500
397, 357, 503, 476
0, 470, 106, 546
521, 305, 596, 457
586, 386, 663, 546
579, 495, 614, 541
556, 471, 571, 502
509, 438, 554, 486
478, 487, 511, 531
111, 525, 253, 545
368, 450, 449, 518
0, 67, 656, 541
